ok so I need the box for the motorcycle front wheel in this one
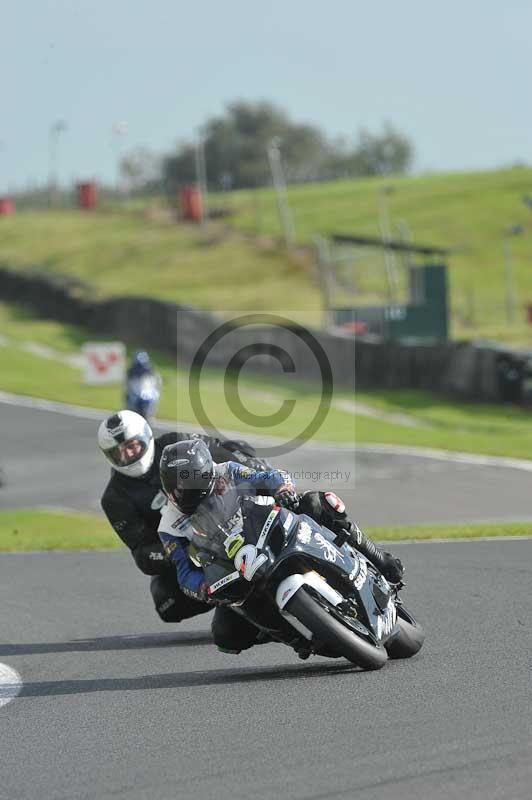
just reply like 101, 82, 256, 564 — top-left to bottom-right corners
285, 587, 388, 670
384, 605, 425, 659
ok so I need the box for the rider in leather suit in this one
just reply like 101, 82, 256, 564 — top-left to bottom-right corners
98, 410, 269, 624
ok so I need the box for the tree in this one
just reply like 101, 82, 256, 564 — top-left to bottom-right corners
356, 123, 413, 175
159, 103, 414, 194
330, 123, 414, 178
161, 143, 197, 195
162, 101, 330, 192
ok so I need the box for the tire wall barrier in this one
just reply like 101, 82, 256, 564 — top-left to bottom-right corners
1, 265, 530, 404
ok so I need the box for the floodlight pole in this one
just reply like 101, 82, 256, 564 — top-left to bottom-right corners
314, 235, 334, 328
503, 224, 523, 325
48, 120, 67, 207
396, 218, 413, 281
268, 138, 295, 248
0, 140, 5, 198
195, 131, 208, 229
111, 121, 128, 200
378, 185, 398, 303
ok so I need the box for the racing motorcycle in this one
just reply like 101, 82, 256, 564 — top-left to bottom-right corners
189, 492, 425, 670
125, 374, 160, 421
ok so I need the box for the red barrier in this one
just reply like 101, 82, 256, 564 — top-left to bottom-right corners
0, 197, 15, 215
77, 181, 97, 210
179, 185, 202, 221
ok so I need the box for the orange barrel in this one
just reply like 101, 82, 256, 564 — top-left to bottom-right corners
179, 184, 202, 221
179, 186, 191, 218
0, 197, 15, 215
77, 181, 97, 210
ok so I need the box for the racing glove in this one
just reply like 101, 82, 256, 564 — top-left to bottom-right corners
182, 580, 213, 604
274, 488, 300, 510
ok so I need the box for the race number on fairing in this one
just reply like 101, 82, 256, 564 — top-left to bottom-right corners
234, 544, 268, 581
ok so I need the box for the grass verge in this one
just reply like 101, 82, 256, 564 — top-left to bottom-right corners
7, 337, 532, 458
0, 509, 122, 551
0, 209, 323, 327
217, 166, 532, 342
368, 521, 532, 541
0, 509, 530, 552
7, 301, 532, 458
6, 299, 532, 457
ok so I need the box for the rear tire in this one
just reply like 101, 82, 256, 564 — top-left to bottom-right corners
286, 588, 388, 670
385, 607, 425, 659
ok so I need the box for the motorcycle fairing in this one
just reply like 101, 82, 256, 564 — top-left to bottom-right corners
198, 498, 398, 644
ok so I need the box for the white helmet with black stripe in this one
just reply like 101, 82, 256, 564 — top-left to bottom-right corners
97, 410, 155, 477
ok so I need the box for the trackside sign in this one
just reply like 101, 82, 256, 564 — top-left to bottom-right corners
82, 342, 126, 384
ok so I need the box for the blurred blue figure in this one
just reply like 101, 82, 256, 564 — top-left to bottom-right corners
125, 351, 160, 420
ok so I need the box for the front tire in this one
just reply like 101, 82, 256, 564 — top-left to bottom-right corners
286, 588, 388, 670
385, 606, 425, 659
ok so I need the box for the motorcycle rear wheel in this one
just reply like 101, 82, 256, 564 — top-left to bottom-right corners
286, 587, 388, 670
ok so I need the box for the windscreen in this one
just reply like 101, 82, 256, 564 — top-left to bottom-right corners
188, 480, 275, 558
188, 484, 244, 558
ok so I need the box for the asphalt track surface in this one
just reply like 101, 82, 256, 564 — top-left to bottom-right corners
2, 400, 532, 526
1, 399, 532, 799
1, 541, 531, 800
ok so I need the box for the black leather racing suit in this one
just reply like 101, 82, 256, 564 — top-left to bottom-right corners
100, 431, 269, 623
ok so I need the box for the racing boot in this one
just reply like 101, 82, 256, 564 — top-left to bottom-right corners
299, 490, 404, 584
343, 520, 404, 584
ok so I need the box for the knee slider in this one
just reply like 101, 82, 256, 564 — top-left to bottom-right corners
211, 613, 255, 651
156, 596, 181, 622
150, 575, 182, 623
211, 614, 234, 648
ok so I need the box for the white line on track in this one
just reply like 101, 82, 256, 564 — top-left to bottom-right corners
0, 391, 109, 422
0, 662, 22, 709
3, 389, 532, 472
388, 535, 532, 544
352, 443, 532, 473
0, 535, 528, 555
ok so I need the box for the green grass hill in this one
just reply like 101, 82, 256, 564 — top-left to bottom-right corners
218, 166, 532, 343
2, 166, 532, 341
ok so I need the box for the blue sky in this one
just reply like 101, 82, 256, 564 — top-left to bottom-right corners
2, 0, 530, 190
